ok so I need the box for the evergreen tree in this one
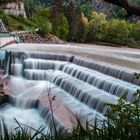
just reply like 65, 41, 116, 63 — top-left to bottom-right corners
51, 0, 69, 39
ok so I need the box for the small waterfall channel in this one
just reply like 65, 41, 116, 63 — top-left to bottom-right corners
0, 50, 140, 134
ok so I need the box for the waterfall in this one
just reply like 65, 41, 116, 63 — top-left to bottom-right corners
24, 58, 69, 71
8, 78, 48, 108
8, 51, 139, 104
5, 51, 140, 102
5, 52, 10, 75
73, 57, 140, 86
61, 64, 138, 101
10, 96, 39, 109
0, 104, 50, 134
1, 77, 66, 133
37, 102, 66, 133
23, 69, 118, 114
1, 50, 140, 132
24, 52, 74, 62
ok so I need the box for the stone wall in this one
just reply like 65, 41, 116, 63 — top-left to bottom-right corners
17, 32, 65, 44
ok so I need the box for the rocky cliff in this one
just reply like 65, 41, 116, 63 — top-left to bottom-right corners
0, 2, 26, 18
92, 0, 124, 18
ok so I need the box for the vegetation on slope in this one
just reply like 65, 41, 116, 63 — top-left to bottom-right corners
0, 9, 36, 32
0, 0, 140, 47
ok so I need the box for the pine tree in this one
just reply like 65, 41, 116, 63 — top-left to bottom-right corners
51, 0, 63, 18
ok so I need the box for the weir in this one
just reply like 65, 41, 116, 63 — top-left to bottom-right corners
0, 50, 140, 134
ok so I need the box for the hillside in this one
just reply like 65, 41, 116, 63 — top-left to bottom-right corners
0, 0, 140, 47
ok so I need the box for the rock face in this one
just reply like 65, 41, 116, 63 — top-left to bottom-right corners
0, 76, 8, 105
0, 94, 4, 104
92, 0, 121, 17
0, 79, 4, 104
1, 2, 26, 18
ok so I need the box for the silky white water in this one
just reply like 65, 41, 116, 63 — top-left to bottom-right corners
0, 76, 105, 132
0, 77, 51, 134
0, 104, 50, 134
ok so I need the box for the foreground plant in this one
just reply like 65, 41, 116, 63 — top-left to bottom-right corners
105, 90, 140, 140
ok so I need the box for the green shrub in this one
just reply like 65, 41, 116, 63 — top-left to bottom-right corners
37, 20, 52, 36
52, 14, 69, 40
87, 12, 108, 42
135, 41, 140, 48
0, 8, 4, 14
23, 0, 39, 18
106, 91, 140, 140
66, 8, 88, 42
0, 14, 19, 31
0, 9, 36, 32
17, 25, 25, 30
131, 21, 140, 41
59, 16, 69, 39
33, 8, 52, 36
127, 38, 137, 46
69, 17, 88, 42
105, 20, 130, 45
36, 8, 50, 19
74, 13, 88, 42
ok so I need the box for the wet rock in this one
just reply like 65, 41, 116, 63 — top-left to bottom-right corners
0, 94, 3, 103
0, 93, 9, 105
0, 76, 8, 104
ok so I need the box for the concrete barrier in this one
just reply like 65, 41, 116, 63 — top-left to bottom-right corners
0, 33, 19, 48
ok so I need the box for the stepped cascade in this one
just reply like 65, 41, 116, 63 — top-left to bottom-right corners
0, 50, 140, 133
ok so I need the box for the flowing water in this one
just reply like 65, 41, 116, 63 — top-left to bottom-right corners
0, 105, 50, 134
0, 50, 140, 134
